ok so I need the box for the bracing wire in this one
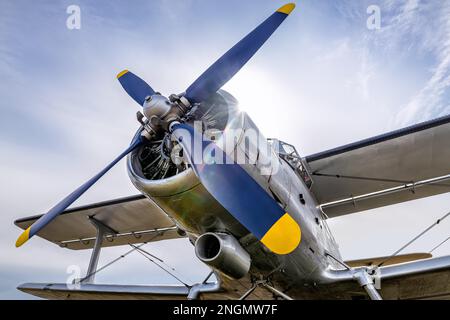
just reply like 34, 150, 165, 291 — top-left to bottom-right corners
80, 242, 148, 283
129, 243, 190, 287
429, 236, 450, 254
378, 210, 450, 267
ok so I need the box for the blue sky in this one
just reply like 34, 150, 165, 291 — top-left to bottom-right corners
1, 0, 450, 299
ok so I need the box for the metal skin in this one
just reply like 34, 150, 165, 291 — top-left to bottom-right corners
127, 90, 343, 291
195, 232, 251, 279
143, 95, 172, 120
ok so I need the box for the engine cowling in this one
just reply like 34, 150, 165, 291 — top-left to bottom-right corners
126, 89, 285, 258
127, 90, 249, 237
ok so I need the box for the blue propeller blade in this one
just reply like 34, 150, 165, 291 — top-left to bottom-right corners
117, 70, 156, 106
16, 136, 144, 247
171, 122, 301, 255
184, 3, 295, 104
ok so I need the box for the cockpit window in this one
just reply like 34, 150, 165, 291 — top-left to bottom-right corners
268, 139, 313, 189
279, 143, 297, 156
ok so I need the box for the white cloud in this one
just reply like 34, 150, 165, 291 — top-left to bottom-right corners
377, 1, 450, 125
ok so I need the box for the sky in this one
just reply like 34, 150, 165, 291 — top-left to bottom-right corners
0, 0, 449, 299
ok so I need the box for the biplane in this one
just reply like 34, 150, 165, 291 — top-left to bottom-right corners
14, 3, 450, 300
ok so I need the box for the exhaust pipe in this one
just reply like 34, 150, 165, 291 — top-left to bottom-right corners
195, 233, 251, 279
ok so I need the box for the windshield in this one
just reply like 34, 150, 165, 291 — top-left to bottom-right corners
268, 139, 313, 189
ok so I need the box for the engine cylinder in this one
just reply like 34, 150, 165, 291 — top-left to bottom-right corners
195, 232, 251, 279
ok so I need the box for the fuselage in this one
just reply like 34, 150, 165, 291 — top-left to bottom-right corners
127, 90, 342, 289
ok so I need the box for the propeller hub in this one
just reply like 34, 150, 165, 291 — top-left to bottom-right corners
143, 94, 172, 120
141, 94, 191, 138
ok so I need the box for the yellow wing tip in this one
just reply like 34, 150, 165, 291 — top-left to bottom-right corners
117, 69, 129, 79
16, 227, 31, 248
277, 3, 296, 15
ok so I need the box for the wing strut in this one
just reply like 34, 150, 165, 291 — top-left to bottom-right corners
83, 217, 118, 283
320, 174, 450, 212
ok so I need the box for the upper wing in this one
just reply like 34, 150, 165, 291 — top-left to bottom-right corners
304, 114, 450, 218
14, 195, 184, 250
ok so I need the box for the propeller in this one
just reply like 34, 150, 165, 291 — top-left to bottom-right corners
170, 122, 301, 255
185, 3, 295, 104
15, 136, 145, 247
117, 70, 156, 106
117, 3, 296, 107
16, 3, 297, 251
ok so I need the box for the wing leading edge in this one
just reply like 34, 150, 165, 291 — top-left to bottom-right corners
305, 114, 450, 218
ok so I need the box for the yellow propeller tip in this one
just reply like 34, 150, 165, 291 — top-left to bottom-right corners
117, 69, 129, 79
261, 213, 301, 255
277, 3, 296, 15
16, 227, 31, 248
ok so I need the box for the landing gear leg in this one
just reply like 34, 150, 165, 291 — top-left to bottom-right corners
238, 280, 294, 300
238, 283, 258, 300
326, 252, 383, 300
353, 269, 382, 300
262, 282, 294, 300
